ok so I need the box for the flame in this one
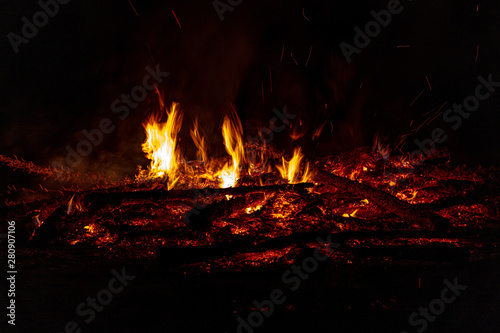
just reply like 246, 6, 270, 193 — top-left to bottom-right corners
373, 133, 390, 159
290, 119, 306, 141
312, 121, 327, 140
141, 101, 183, 184
217, 108, 245, 188
190, 117, 208, 163
67, 194, 75, 215
137, 97, 315, 189
277, 147, 312, 184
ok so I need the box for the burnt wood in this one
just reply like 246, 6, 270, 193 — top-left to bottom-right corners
314, 169, 450, 231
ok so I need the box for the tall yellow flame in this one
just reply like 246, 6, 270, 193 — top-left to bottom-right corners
141, 102, 183, 182
277, 147, 312, 184
217, 108, 245, 188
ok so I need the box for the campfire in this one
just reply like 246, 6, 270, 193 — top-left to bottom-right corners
1, 90, 498, 273
4, 1, 500, 332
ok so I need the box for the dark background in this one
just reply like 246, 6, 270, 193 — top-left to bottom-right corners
0, 0, 499, 184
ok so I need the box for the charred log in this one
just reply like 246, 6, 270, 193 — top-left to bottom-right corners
82, 183, 314, 207
314, 170, 450, 231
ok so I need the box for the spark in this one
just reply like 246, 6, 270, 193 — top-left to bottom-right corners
290, 52, 298, 65
127, 0, 139, 16
396, 133, 410, 148
146, 42, 156, 66
397, 45, 410, 48
418, 104, 445, 133
302, 8, 310, 21
425, 76, 431, 91
437, 101, 448, 112
475, 44, 479, 62
172, 10, 182, 29
410, 89, 425, 106
305, 46, 313, 67
424, 104, 446, 126
268, 65, 273, 92
414, 117, 430, 133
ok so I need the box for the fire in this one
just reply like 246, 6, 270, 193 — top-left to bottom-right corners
141, 102, 183, 184
190, 117, 208, 163
138, 96, 313, 189
373, 133, 390, 159
290, 119, 306, 141
312, 121, 327, 140
342, 209, 358, 218
245, 205, 263, 214
277, 147, 312, 184
217, 109, 245, 188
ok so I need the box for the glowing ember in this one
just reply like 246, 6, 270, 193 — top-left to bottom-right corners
84, 224, 96, 234
396, 190, 419, 203
342, 209, 359, 218
245, 205, 262, 214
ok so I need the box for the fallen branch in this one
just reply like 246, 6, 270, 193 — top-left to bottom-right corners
82, 182, 314, 206
314, 170, 450, 231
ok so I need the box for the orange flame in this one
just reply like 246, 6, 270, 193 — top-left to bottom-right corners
312, 121, 327, 140
190, 117, 208, 163
137, 97, 314, 189
217, 108, 245, 188
277, 147, 312, 184
141, 101, 183, 185
373, 133, 390, 159
290, 119, 306, 141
